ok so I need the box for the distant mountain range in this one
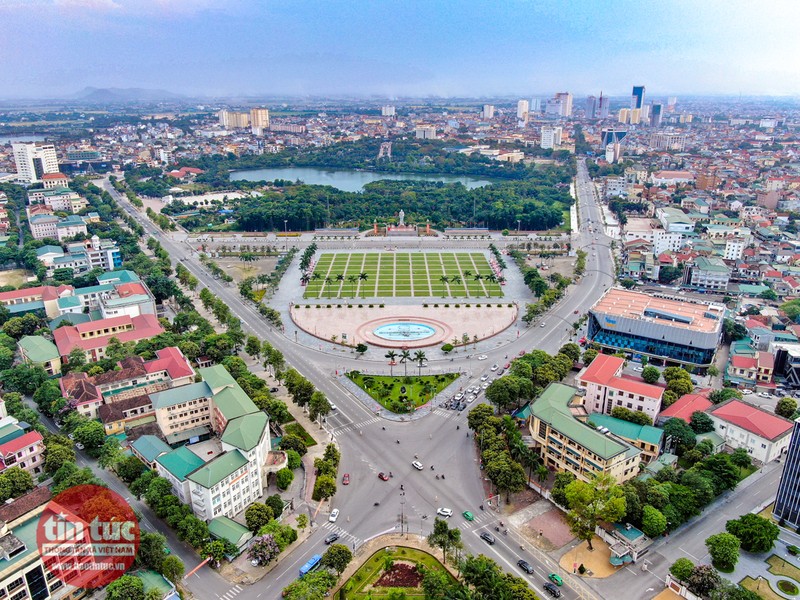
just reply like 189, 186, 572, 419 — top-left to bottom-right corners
73, 87, 186, 103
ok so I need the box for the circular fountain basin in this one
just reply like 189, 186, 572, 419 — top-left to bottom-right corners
373, 322, 437, 341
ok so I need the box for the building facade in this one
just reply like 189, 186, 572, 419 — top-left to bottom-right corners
12, 143, 59, 184
774, 421, 800, 529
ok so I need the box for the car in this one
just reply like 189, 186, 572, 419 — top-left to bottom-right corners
497, 369, 505, 376
329, 403, 338, 411
76, 443, 85, 450
491, 364, 499, 371
548, 573, 563, 586
324, 533, 340, 545
458, 403, 466, 411
419, 362, 428, 368
412, 461, 424, 470
540, 322, 546, 327
251, 559, 261, 566
455, 392, 464, 400
270, 387, 279, 393
480, 532, 496, 545
518, 350, 526, 356
742, 389, 753, 395
467, 395, 477, 403
574, 309, 579, 314
329, 509, 339, 523
477, 354, 488, 361
437, 507, 453, 517
504, 363, 511, 369
480, 374, 489, 382
342, 473, 350, 485
633, 366, 643, 372
758, 392, 771, 398
378, 472, 389, 481
543, 582, 562, 597
68, 434, 75, 440
462, 511, 474, 521
481, 382, 489, 389
467, 386, 476, 393
517, 560, 534, 574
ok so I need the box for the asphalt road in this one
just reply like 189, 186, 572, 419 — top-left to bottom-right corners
98, 160, 613, 600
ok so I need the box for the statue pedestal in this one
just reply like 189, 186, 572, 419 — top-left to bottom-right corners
386, 225, 417, 237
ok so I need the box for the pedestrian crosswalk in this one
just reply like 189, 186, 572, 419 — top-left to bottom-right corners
218, 584, 242, 600
321, 522, 363, 547
334, 415, 382, 434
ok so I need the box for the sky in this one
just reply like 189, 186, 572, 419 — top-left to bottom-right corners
0, 0, 798, 99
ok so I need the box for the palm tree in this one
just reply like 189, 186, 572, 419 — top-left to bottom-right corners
324, 276, 332, 298
485, 274, 498, 284
400, 350, 412, 376
536, 464, 549, 485
451, 274, 462, 285
413, 350, 427, 376
385, 350, 398, 375
359, 272, 369, 297
300, 273, 310, 286
347, 274, 358, 297
473, 273, 483, 282
439, 275, 449, 297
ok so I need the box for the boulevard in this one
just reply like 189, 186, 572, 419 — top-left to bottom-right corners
97, 158, 614, 599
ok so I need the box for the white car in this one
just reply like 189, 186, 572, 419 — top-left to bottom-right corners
491, 364, 499, 371
742, 389, 753, 395
412, 461, 424, 470
455, 392, 464, 401
467, 395, 477, 403
329, 509, 340, 523
540, 322, 546, 328
480, 375, 489, 382
477, 355, 488, 361
481, 382, 490, 389
757, 392, 771, 399
436, 508, 453, 518
329, 403, 338, 411
76, 443, 85, 450
633, 366, 643, 372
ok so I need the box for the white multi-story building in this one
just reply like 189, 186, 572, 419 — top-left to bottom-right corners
708, 400, 792, 464
12, 143, 59, 184
516, 100, 529, 120
540, 126, 562, 149
575, 354, 665, 424
482, 105, 495, 120
415, 125, 437, 140
381, 106, 396, 117
724, 238, 746, 261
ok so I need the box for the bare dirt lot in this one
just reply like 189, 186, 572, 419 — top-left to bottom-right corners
215, 257, 280, 284
0, 269, 33, 288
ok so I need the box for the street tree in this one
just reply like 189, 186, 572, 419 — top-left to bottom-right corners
705, 532, 740, 571
688, 565, 722, 597
246, 503, 274, 533
427, 517, 462, 561
247, 534, 280, 566
485, 377, 520, 413
641, 365, 661, 384
669, 557, 695, 582
308, 390, 331, 422
725, 513, 780, 553
312, 474, 336, 502
467, 404, 495, 432
485, 452, 527, 502
641, 505, 667, 538
776, 397, 798, 419
321, 543, 353, 576
564, 473, 626, 550
160, 555, 185, 584
105, 574, 145, 600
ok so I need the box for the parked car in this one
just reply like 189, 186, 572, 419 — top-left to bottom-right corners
270, 387, 279, 393
378, 472, 389, 481
329, 403, 338, 411
437, 507, 453, 517
543, 582, 562, 597
633, 366, 643, 372
329, 509, 339, 523
491, 364, 499, 371
480, 375, 489, 382
742, 389, 753, 395
342, 473, 350, 485
758, 392, 771, 399
412, 461, 424, 471
540, 322, 546, 327
76, 443, 85, 450
480, 532, 496, 545
324, 533, 340, 545
517, 560, 534, 574
504, 363, 511, 369
518, 350, 526, 356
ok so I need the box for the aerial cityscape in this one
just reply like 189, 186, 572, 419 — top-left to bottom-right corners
0, 2, 799, 600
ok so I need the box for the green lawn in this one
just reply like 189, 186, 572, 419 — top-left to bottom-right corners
282, 422, 317, 447
334, 546, 456, 599
303, 252, 504, 298
347, 372, 458, 413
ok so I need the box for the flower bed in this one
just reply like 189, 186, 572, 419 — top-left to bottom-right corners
375, 561, 423, 588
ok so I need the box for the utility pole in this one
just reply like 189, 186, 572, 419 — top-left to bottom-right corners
400, 491, 406, 538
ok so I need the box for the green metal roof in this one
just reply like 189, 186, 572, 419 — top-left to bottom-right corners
208, 516, 253, 548
35, 245, 63, 256
531, 383, 630, 460
73, 283, 114, 297
213, 385, 258, 421
198, 364, 237, 392
645, 453, 678, 474
18, 335, 59, 363
0, 423, 25, 445
222, 412, 268, 451
150, 382, 212, 409
56, 295, 82, 309
97, 270, 140, 284
156, 446, 206, 482
136, 569, 175, 597
131, 435, 171, 463
187, 450, 248, 488
587, 414, 664, 446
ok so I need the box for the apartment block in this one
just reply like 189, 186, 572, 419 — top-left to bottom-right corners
773, 421, 800, 529
526, 383, 642, 484
12, 142, 59, 184
708, 399, 792, 463
52, 313, 164, 363
17, 335, 61, 376
575, 354, 664, 424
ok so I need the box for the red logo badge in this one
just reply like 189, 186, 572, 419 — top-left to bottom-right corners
36, 484, 140, 589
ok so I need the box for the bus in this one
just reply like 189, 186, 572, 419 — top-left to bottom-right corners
299, 554, 322, 578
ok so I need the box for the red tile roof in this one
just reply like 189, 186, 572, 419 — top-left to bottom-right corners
0, 431, 43, 456
578, 354, 664, 399
730, 355, 757, 370
658, 389, 713, 423
41, 173, 68, 180
710, 400, 793, 440
0, 285, 73, 303
53, 314, 165, 356
0, 486, 51, 523
145, 347, 193, 380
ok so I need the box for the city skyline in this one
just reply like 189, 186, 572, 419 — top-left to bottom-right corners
0, 0, 799, 99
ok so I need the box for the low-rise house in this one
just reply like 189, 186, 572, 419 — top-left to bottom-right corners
130, 435, 172, 469
708, 399, 792, 463
656, 389, 713, 425
53, 313, 164, 363
582, 413, 663, 463
17, 335, 61, 376
0, 431, 45, 476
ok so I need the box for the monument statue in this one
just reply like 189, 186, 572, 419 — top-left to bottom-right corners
398, 209, 405, 227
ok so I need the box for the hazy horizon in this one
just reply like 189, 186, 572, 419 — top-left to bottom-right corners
1, 0, 798, 100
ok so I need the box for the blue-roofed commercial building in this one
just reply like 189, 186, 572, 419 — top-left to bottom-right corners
774, 421, 800, 530
587, 288, 725, 368
527, 383, 642, 484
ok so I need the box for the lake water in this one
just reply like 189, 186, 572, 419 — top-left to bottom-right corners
229, 166, 493, 192
0, 134, 46, 145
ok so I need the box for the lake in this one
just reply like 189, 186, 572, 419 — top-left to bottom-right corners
229, 166, 493, 192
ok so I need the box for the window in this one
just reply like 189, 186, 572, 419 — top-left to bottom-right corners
7, 580, 22, 593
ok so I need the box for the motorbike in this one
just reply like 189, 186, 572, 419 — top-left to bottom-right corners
374, 502, 380, 506
436, 474, 440, 480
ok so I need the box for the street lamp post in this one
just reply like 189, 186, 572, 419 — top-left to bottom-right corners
517, 220, 521, 236
284, 220, 288, 251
